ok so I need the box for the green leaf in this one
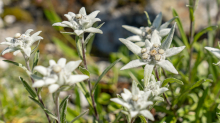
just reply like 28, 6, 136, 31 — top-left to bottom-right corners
113, 111, 122, 123
144, 11, 151, 26
129, 72, 144, 89
139, 115, 147, 123
52, 37, 77, 57
70, 109, 89, 123
76, 82, 93, 108
75, 36, 83, 60
60, 97, 68, 123
162, 78, 184, 87
19, 77, 37, 98
92, 59, 121, 93
31, 40, 41, 54
172, 8, 190, 49
60, 95, 71, 112
79, 66, 90, 76
84, 22, 105, 45
192, 25, 218, 45
32, 50, 39, 71
3, 60, 31, 75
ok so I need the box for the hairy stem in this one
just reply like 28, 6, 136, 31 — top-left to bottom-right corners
80, 35, 99, 120
24, 55, 51, 123
154, 67, 171, 105
55, 92, 60, 123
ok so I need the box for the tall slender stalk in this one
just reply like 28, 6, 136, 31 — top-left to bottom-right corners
154, 67, 171, 105
55, 92, 60, 123
80, 35, 99, 120
23, 55, 51, 123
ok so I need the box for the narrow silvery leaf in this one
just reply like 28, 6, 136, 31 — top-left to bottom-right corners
85, 27, 103, 34
79, 66, 90, 76
65, 60, 82, 73
140, 110, 155, 121
119, 38, 142, 56
79, 7, 87, 15
150, 30, 161, 45
32, 50, 39, 71
1, 47, 17, 55
205, 47, 220, 59
157, 60, 178, 74
132, 81, 139, 95
110, 98, 130, 108
52, 22, 68, 27
3, 60, 31, 75
19, 77, 37, 98
161, 23, 176, 50
160, 16, 178, 30
144, 11, 151, 26
135, 42, 145, 47
152, 12, 162, 29
70, 109, 89, 123
34, 66, 47, 76
88, 10, 100, 19
165, 46, 185, 57
126, 35, 142, 42
130, 111, 139, 118
120, 59, 146, 70
48, 84, 60, 93
161, 77, 183, 87
144, 64, 154, 86
122, 25, 142, 35
159, 28, 171, 37
68, 75, 89, 84
60, 97, 68, 123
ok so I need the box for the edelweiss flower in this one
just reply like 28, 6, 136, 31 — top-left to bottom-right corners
0, 29, 43, 57
110, 81, 154, 121
120, 23, 185, 82
52, 7, 102, 36
205, 47, 220, 65
33, 58, 89, 93
144, 75, 168, 96
123, 12, 176, 47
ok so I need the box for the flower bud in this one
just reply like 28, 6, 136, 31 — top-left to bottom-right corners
158, 49, 165, 54
155, 55, 161, 61
75, 14, 82, 19
141, 48, 147, 53
14, 33, 21, 38
52, 65, 62, 73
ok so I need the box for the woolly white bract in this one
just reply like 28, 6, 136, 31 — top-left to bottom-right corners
205, 47, 220, 65
33, 58, 89, 93
110, 81, 154, 121
52, 7, 103, 36
0, 29, 43, 57
123, 12, 176, 47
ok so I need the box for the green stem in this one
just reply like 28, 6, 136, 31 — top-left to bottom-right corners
80, 35, 99, 120
55, 92, 60, 123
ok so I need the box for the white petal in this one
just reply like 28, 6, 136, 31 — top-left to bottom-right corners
143, 91, 151, 100
25, 29, 34, 36
165, 46, 185, 57
157, 60, 178, 74
5, 37, 13, 42
160, 16, 177, 30
134, 42, 145, 47
48, 84, 60, 93
68, 12, 75, 17
122, 25, 142, 35
110, 98, 130, 108
120, 59, 146, 70
0, 42, 12, 46
119, 38, 142, 56
140, 110, 154, 121
85, 18, 101, 28
65, 60, 82, 73
121, 93, 131, 102
130, 111, 139, 118
13, 50, 21, 55
34, 66, 47, 75
62, 21, 74, 29
205, 47, 220, 59
32, 80, 45, 87
144, 64, 155, 86
45, 77, 57, 85
52, 22, 69, 27
1, 47, 17, 55
68, 75, 89, 84
79, 7, 87, 15
132, 81, 139, 95
49, 60, 56, 66
84, 27, 103, 34
140, 101, 153, 109
23, 47, 31, 57
158, 87, 169, 94
74, 30, 84, 36
161, 23, 176, 50
152, 12, 162, 29
126, 35, 142, 42
159, 28, 170, 37
64, 14, 72, 21
88, 10, 100, 19
150, 30, 161, 45
123, 88, 132, 95
57, 58, 66, 68
145, 39, 152, 48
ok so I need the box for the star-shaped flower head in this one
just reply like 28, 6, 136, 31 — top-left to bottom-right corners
0, 29, 43, 57
110, 81, 154, 121
120, 23, 185, 84
205, 47, 220, 65
33, 58, 89, 93
144, 75, 168, 98
123, 12, 177, 47
52, 7, 103, 36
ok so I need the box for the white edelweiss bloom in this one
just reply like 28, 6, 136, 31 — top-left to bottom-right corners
205, 47, 220, 65
0, 29, 43, 57
120, 23, 185, 83
52, 7, 103, 36
123, 12, 177, 47
33, 58, 89, 93
110, 81, 154, 121
144, 75, 168, 97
